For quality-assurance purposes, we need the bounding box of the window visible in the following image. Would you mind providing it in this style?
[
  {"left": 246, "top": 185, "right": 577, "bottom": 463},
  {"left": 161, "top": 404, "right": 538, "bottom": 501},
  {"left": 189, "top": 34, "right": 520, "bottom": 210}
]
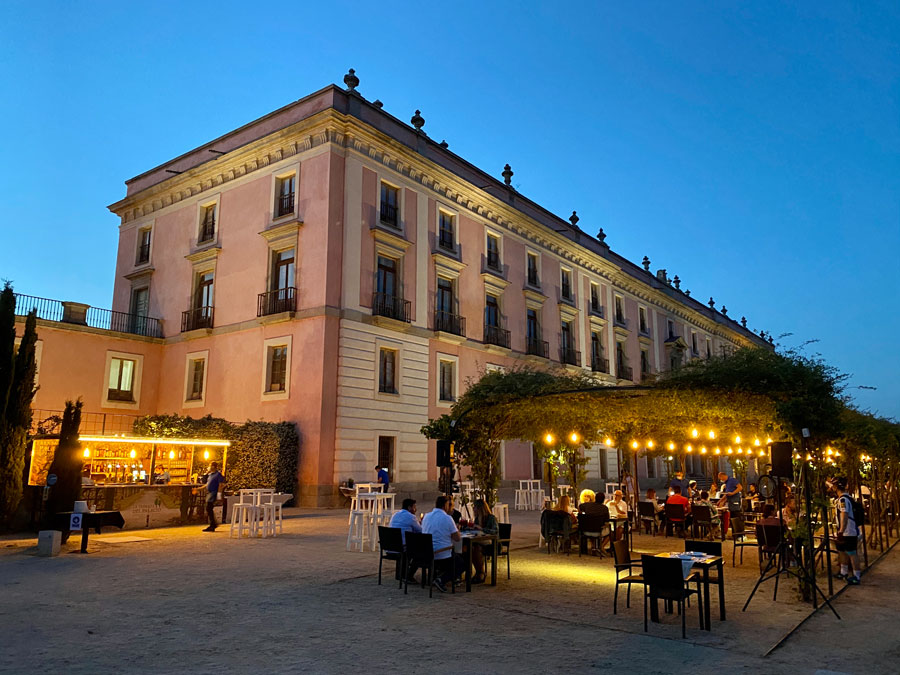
[
  {"left": 378, "top": 348, "right": 397, "bottom": 394},
  {"left": 526, "top": 252, "right": 539, "bottom": 287},
  {"left": 639, "top": 307, "right": 648, "bottom": 334},
  {"left": 614, "top": 296, "right": 625, "bottom": 325},
  {"left": 667, "top": 319, "right": 676, "bottom": 340},
  {"left": 527, "top": 309, "right": 540, "bottom": 340},
  {"left": 706, "top": 337, "right": 712, "bottom": 359},
  {"left": 195, "top": 271, "right": 214, "bottom": 310},
  {"left": 439, "top": 359, "right": 455, "bottom": 402},
  {"left": 130, "top": 287, "right": 150, "bottom": 334},
  {"left": 590, "top": 283, "right": 601, "bottom": 314},
  {"left": 591, "top": 330, "right": 606, "bottom": 372},
  {"left": 272, "top": 249, "right": 295, "bottom": 291},
  {"left": 561, "top": 320, "right": 573, "bottom": 350},
  {"left": 647, "top": 456, "right": 656, "bottom": 478},
  {"left": 486, "top": 233, "right": 501, "bottom": 270},
  {"left": 438, "top": 211, "right": 455, "bottom": 251},
  {"left": 186, "top": 357, "right": 205, "bottom": 401},
  {"left": 691, "top": 331, "right": 699, "bottom": 355},
  {"left": 377, "top": 436, "right": 395, "bottom": 479},
  {"left": 275, "top": 174, "right": 296, "bottom": 218},
  {"left": 380, "top": 182, "right": 399, "bottom": 228},
  {"left": 199, "top": 205, "right": 216, "bottom": 243},
  {"left": 267, "top": 345, "right": 288, "bottom": 392},
  {"left": 108, "top": 357, "right": 136, "bottom": 402},
  {"left": 485, "top": 294, "right": 500, "bottom": 328},
  {"left": 640, "top": 348, "right": 650, "bottom": 379},
  {"left": 376, "top": 256, "right": 397, "bottom": 298},
  {"left": 136, "top": 227, "right": 151, "bottom": 264},
  {"left": 436, "top": 278, "right": 454, "bottom": 314},
  {"left": 560, "top": 268, "right": 572, "bottom": 300}
]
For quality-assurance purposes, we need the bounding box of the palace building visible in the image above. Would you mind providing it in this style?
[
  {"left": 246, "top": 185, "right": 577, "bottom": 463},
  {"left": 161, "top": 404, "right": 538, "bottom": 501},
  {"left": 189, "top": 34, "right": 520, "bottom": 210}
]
[{"left": 15, "top": 71, "right": 769, "bottom": 505}]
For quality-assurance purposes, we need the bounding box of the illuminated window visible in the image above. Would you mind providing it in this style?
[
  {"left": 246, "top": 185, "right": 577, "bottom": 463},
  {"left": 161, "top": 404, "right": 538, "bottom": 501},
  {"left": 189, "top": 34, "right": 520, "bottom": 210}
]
[
  {"left": 526, "top": 252, "right": 540, "bottom": 287},
  {"left": 108, "top": 357, "right": 135, "bottom": 402},
  {"left": 560, "top": 268, "right": 573, "bottom": 300}
]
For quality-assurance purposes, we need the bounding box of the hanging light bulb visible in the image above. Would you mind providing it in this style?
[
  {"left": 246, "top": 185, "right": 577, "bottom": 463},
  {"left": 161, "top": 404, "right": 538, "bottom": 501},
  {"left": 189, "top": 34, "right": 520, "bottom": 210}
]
[
  {"left": 727, "top": 447, "right": 733, "bottom": 455},
  {"left": 758, "top": 449, "right": 765, "bottom": 457},
  {"left": 130, "top": 449, "right": 136, "bottom": 459},
  {"left": 647, "top": 440, "right": 654, "bottom": 449},
  {"left": 754, "top": 438, "right": 761, "bottom": 447},
  {"left": 203, "top": 450, "right": 210, "bottom": 460},
  {"left": 631, "top": 440, "right": 639, "bottom": 450},
  {"left": 668, "top": 442, "right": 675, "bottom": 451},
  {"left": 604, "top": 437, "right": 614, "bottom": 447},
  {"left": 667, "top": 455, "right": 673, "bottom": 461},
  {"left": 737, "top": 447, "right": 743, "bottom": 454},
  {"left": 169, "top": 450, "right": 175, "bottom": 459},
  {"left": 569, "top": 432, "right": 580, "bottom": 444},
  {"left": 544, "top": 433, "right": 555, "bottom": 445},
  {"left": 714, "top": 448, "right": 721, "bottom": 455},
  {"left": 83, "top": 448, "right": 91, "bottom": 458},
  {"left": 691, "top": 428, "right": 699, "bottom": 438},
  {"left": 708, "top": 430, "right": 716, "bottom": 440},
  {"left": 734, "top": 435, "right": 741, "bottom": 444},
  {"left": 687, "top": 445, "right": 693, "bottom": 453},
  {"left": 766, "top": 437, "right": 773, "bottom": 444},
  {"left": 700, "top": 446, "right": 707, "bottom": 454}
]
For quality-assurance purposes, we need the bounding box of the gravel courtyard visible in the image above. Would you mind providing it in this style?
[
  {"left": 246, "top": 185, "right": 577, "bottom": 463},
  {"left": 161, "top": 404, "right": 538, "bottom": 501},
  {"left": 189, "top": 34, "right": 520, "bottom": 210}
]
[{"left": 1, "top": 505, "right": 897, "bottom": 675}]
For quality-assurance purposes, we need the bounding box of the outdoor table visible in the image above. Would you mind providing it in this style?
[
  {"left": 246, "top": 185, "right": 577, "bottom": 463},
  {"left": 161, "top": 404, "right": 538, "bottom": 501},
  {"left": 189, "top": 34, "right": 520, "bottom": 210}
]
[
  {"left": 460, "top": 531, "right": 498, "bottom": 592},
  {"left": 356, "top": 492, "right": 394, "bottom": 515},
  {"left": 52, "top": 510, "right": 125, "bottom": 553},
  {"left": 652, "top": 552, "right": 725, "bottom": 631}
]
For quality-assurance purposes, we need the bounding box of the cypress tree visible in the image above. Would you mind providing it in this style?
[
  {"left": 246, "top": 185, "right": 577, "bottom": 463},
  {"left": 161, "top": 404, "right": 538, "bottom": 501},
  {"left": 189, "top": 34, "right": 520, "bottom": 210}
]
[
  {"left": 0, "top": 284, "right": 18, "bottom": 525},
  {"left": 45, "top": 400, "right": 83, "bottom": 516}
]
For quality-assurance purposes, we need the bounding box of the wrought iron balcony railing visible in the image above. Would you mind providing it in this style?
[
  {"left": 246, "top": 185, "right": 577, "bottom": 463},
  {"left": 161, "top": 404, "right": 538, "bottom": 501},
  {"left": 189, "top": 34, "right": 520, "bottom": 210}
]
[
  {"left": 559, "top": 346, "right": 581, "bottom": 367},
  {"left": 484, "top": 324, "right": 511, "bottom": 348},
  {"left": 591, "top": 356, "right": 609, "bottom": 374},
  {"left": 372, "top": 292, "right": 411, "bottom": 323},
  {"left": 617, "top": 363, "right": 633, "bottom": 381},
  {"left": 526, "top": 337, "right": 549, "bottom": 358},
  {"left": 182, "top": 306, "right": 214, "bottom": 332},
  {"left": 380, "top": 202, "right": 398, "bottom": 228},
  {"left": 258, "top": 287, "right": 297, "bottom": 316},
  {"left": 276, "top": 192, "right": 295, "bottom": 218},
  {"left": 434, "top": 310, "right": 466, "bottom": 337}
]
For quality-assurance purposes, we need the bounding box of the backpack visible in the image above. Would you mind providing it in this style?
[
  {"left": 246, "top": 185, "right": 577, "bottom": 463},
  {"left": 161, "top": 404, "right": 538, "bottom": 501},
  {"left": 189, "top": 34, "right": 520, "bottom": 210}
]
[{"left": 842, "top": 494, "right": 865, "bottom": 531}]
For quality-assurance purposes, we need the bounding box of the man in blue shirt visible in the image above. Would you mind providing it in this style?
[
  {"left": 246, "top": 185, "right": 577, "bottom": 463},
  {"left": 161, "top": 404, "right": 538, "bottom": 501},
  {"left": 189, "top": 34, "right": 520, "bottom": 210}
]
[
  {"left": 717, "top": 471, "right": 743, "bottom": 531},
  {"left": 669, "top": 471, "right": 690, "bottom": 499},
  {"left": 376, "top": 465, "right": 390, "bottom": 491},
  {"left": 201, "top": 462, "right": 226, "bottom": 532},
  {"left": 388, "top": 498, "right": 422, "bottom": 582}
]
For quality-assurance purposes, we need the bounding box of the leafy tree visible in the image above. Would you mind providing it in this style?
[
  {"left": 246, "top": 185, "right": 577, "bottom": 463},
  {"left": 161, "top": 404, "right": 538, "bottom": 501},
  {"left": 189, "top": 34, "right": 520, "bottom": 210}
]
[{"left": 45, "top": 400, "right": 83, "bottom": 516}]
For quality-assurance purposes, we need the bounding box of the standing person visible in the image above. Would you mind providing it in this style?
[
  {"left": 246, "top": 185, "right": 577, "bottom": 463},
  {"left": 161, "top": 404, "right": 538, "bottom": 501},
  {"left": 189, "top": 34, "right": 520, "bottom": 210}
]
[
  {"left": 669, "top": 470, "right": 690, "bottom": 498},
  {"left": 200, "top": 462, "right": 226, "bottom": 532},
  {"left": 421, "top": 495, "right": 464, "bottom": 592},
  {"left": 717, "top": 471, "right": 743, "bottom": 533},
  {"left": 833, "top": 478, "right": 862, "bottom": 585},
  {"left": 375, "top": 465, "right": 390, "bottom": 491}
]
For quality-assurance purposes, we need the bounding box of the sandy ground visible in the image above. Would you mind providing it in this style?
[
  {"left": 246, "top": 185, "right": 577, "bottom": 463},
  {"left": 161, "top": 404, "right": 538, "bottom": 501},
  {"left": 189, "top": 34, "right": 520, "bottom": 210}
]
[{"left": 0, "top": 504, "right": 896, "bottom": 675}]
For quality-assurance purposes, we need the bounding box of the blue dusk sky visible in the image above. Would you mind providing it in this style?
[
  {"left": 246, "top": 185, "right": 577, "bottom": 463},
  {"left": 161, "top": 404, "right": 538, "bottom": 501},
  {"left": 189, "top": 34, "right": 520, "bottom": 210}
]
[{"left": 1, "top": 2, "right": 898, "bottom": 419}]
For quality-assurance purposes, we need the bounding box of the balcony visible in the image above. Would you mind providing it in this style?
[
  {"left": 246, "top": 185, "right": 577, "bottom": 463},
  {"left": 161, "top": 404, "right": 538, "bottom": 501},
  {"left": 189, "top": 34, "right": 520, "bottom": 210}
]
[
  {"left": 380, "top": 202, "right": 399, "bottom": 228},
  {"left": 276, "top": 192, "right": 295, "bottom": 218},
  {"left": 591, "top": 356, "right": 609, "bottom": 374},
  {"left": 559, "top": 345, "right": 581, "bottom": 367},
  {"left": 484, "top": 324, "right": 511, "bottom": 349},
  {"left": 372, "top": 292, "right": 411, "bottom": 323},
  {"left": 526, "top": 337, "right": 549, "bottom": 358},
  {"left": 137, "top": 242, "right": 151, "bottom": 265},
  {"left": 617, "top": 363, "right": 633, "bottom": 381},
  {"left": 257, "top": 287, "right": 297, "bottom": 317},
  {"left": 434, "top": 310, "right": 466, "bottom": 337},
  {"left": 614, "top": 315, "right": 629, "bottom": 329},
  {"left": 181, "top": 306, "right": 214, "bottom": 332},
  {"left": 198, "top": 215, "right": 216, "bottom": 244},
  {"left": 13, "top": 293, "right": 163, "bottom": 338}
]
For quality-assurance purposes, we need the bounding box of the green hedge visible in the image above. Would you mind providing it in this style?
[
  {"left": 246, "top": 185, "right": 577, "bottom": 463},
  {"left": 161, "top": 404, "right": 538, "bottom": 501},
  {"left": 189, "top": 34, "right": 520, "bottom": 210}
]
[{"left": 133, "top": 414, "right": 299, "bottom": 497}]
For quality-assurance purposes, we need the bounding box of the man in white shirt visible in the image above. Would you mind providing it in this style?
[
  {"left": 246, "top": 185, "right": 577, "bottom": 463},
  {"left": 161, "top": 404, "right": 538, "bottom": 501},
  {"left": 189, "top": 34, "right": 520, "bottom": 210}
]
[
  {"left": 832, "top": 478, "right": 862, "bottom": 585},
  {"left": 422, "top": 495, "right": 463, "bottom": 592},
  {"left": 606, "top": 489, "right": 629, "bottom": 541},
  {"left": 388, "top": 498, "right": 422, "bottom": 582}
]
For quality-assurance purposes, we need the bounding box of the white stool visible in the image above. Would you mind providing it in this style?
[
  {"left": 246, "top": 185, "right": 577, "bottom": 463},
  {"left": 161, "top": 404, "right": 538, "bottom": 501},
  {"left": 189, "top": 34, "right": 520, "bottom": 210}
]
[
  {"left": 347, "top": 511, "right": 372, "bottom": 552},
  {"left": 529, "top": 481, "right": 546, "bottom": 511},
  {"left": 229, "top": 503, "right": 259, "bottom": 538},
  {"left": 515, "top": 480, "right": 532, "bottom": 510},
  {"left": 494, "top": 502, "right": 510, "bottom": 524}
]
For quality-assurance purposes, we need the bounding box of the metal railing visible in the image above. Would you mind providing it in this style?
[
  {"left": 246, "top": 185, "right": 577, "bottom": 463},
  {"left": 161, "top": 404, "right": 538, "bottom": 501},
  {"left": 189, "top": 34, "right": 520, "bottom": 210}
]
[
  {"left": 617, "top": 364, "right": 633, "bottom": 381},
  {"left": 372, "top": 292, "right": 411, "bottom": 323},
  {"left": 198, "top": 214, "right": 216, "bottom": 243},
  {"left": 484, "top": 325, "right": 510, "bottom": 348},
  {"left": 486, "top": 249, "right": 501, "bottom": 270},
  {"left": 526, "top": 337, "right": 549, "bottom": 358},
  {"left": 276, "top": 192, "right": 295, "bottom": 217},
  {"left": 137, "top": 243, "right": 151, "bottom": 264},
  {"left": 434, "top": 310, "right": 465, "bottom": 337},
  {"left": 559, "top": 345, "right": 581, "bottom": 367},
  {"left": 13, "top": 293, "right": 163, "bottom": 338},
  {"left": 380, "top": 202, "right": 398, "bottom": 228},
  {"left": 614, "top": 315, "right": 629, "bottom": 329},
  {"left": 31, "top": 409, "right": 140, "bottom": 437},
  {"left": 257, "top": 287, "right": 297, "bottom": 316},
  {"left": 591, "top": 356, "right": 609, "bottom": 374},
  {"left": 181, "top": 306, "right": 214, "bottom": 332},
  {"left": 86, "top": 307, "right": 164, "bottom": 338}
]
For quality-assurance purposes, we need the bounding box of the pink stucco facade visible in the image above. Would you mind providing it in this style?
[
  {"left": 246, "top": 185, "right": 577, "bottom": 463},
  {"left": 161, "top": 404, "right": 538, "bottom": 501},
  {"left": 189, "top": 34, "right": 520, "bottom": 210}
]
[{"left": 18, "top": 81, "right": 768, "bottom": 504}]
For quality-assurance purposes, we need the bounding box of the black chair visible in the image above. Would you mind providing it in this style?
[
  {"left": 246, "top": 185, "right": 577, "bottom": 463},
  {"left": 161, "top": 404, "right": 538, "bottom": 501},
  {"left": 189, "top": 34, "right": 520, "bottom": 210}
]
[
  {"left": 664, "top": 503, "right": 688, "bottom": 538},
  {"left": 404, "top": 532, "right": 455, "bottom": 597},
  {"left": 578, "top": 511, "right": 609, "bottom": 556},
  {"left": 730, "top": 518, "right": 757, "bottom": 567},
  {"left": 637, "top": 501, "right": 659, "bottom": 536},
  {"left": 756, "top": 523, "right": 786, "bottom": 573},
  {"left": 612, "top": 539, "right": 644, "bottom": 613},
  {"left": 483, "top": 522, "right": 512, "bottom": 579},
  {"left": 541, "top": 510, "right": 573, "bottom": 554},
  {"left": 641, "top": 554, "right": 704, "bottom": 638},
  {"left": 691, "top": 506, "right": 715, "bottom": 540},
  {"left": 377, "top": 526, "right": 406, "bottom": 588},
  {"left": 685, "top": 539, "right": 722, "bottom": 557}
]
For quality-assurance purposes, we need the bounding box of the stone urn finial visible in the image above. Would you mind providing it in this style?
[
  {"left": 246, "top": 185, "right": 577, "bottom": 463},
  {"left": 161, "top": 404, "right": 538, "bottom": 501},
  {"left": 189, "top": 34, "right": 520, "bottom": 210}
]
[
  {"left": 685, "top": 289, "right": 691, "bottom": 297},
  {"left": 439, "top": 140, "right": 448, "bottom": 149},
  {"left": 708, "top": 297, "right": 715, "bottom": 309},
  {"left": 569, "top": 211, "right": 579, "bottom": 226},
  {"left": 673, "top": 275, "right": 681, "bottom": 290},
  {"left": 721, "top": 305, "right": 728, "bottom": 316},
  {"left": 642, "top": 256, "right": 651, "bottom": 272},
  {"left": 741, "top": 316, "right": 747, "bottom": 328},
  {"left": 502, "top": 163, "right": 514, "bottom": 186},
  {"left": 411, "top": 110, "right": 425, "bottom": 131},
  {"left": 597, "top": 228, "right": 607, "bottom": 244},
  {"left": 344, "top": 68, "right": 359, "bottom": 91},
  {"left": 768, "top": 334, "right": 775, "bottom": 344},
  {"left": 373, "top": 99, "right": 384, "bottom": 109}
]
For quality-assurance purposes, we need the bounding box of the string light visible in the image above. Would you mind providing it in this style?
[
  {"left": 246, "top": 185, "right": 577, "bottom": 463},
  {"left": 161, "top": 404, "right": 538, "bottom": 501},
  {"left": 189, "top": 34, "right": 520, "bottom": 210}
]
[
  {"left": 83, "top": 448, "right": 91, "bottom": 458},
  {"left": 667, "top": 455, "right": 674, "bottom": 461},
  {"left": 708, "top": 430, "right": 716, "bottom": 440},
  {"left": 714, "top": 447, "right": 721, "bottom": 455},
  {"left": 129, "top": 449, "right": 136, "bottom": 459},
  {"left": 766, "top": 437, "right": 773, "bottom": 444},
  {"left": 737, "top": 447, "right": 743, "bottom": 454},
  {"left": 691, "top": 428, "right": 699, "bottom": 438},
  {"left": 734, "top": 435, "right": 741, "bottom": 444},
  {"left": 203, "top": 450, "right": 210, "bottom": 460},
  {"left": 700, "top": 446, "right": 707, "bottom": 454},
  {"left": 667, "top": 442, "right": 675, "bottom": 451},
  {"left": 647, "top": 440, "right": 655, "bottom": 449},
  {"left": 569, "top": 432, "right": 580, "bottom": 444},
  {"left": 726, "top": 447, "right": 733, "bottom": 455},
  {"left": 604, "top": 437, "right": 614, "bottom": 447},
  {"left": 758, "top": 449, "right": 765, "bottom": 457},
  {"left": 169, "top": 450, "right": 175, "bottom": 459},
  {"left": 544, "top": 433, "right": 555, "bottom": 445},
  {"left": 687, "top": 445, "right": 694, "bottom": 453},
  {"left": 754, "top": 438, "right": 761, "bottom": 447},
  {"left": 631, "top": 440, "right": 639, "bottom": 450}
]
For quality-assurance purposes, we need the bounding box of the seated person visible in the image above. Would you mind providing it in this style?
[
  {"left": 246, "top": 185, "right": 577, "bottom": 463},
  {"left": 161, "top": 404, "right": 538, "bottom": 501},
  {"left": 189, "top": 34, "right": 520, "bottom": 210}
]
[
  {"left": 578, "top": 488, "right": 597, "bottom": 508},
  {"left": 388, "top": 498, "right": 422, "bottom": 581},
  {"left": 421, "top": 495, "right": 464, "bottom": 592},
  {"left": 469, "top": 499, "right": 499, "bottom": 584},
  {"left": 746, "top": 483, "right": 759, "bottom": 500},
  {"left": 694, "top": 490, "right": 722, "bottom": 538},
  {"left": 605, "top": 489, "right": 629, "bottom": 540},
  {"left": 758, "top": 503, "right": 782, "bottom": 528},
  {"left": 666, "top": 485, "right": 692, "bottom": 529},
  {"left": 669, "top": 471, "right": 691, "bottom": 499},
  {"left": 643, "top": 488, "right": 665, "bottom": 523},
  {"left": 577, "top": 491, "right": 610, "bottom": 553}
]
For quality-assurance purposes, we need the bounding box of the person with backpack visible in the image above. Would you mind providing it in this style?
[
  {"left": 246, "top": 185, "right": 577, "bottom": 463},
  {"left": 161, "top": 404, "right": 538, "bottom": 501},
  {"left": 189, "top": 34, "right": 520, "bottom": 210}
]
[{"left": 832, "top": 477, "right": 862, "bottom": 585}]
